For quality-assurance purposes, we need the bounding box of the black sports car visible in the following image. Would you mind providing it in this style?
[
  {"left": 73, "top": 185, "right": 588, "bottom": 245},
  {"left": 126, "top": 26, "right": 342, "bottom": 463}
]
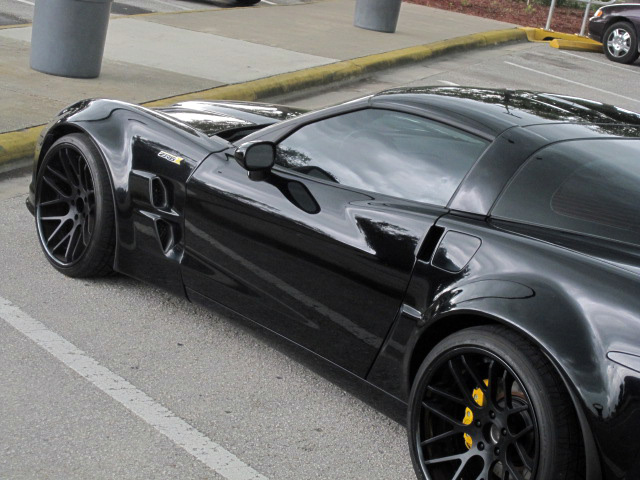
[
  {"left": 589, "top": 3, "right": 640, "bottom": 64},
  {"left": 27, "top": 87, "right": 640, "bottom": 480}
]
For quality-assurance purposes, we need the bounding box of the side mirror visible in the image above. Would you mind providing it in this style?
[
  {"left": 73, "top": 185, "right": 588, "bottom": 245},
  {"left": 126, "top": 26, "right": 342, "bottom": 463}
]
[{"left": 234, "top": 141, "right": 275, "bottom": 173}]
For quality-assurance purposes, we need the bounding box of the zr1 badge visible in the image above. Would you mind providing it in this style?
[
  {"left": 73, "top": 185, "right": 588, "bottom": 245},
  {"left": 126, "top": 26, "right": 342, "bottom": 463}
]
[{"left": 158, "top": 151, "right": 184, "bottom": 165}]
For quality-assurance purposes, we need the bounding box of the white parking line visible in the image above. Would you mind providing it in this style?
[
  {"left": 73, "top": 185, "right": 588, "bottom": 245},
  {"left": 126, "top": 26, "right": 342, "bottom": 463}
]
[
  {"left": 0, "top": 295, "right": 268, "bottom": 480},
  {"left": 438, "top": 80, "right": 459, "bottom": 86},
  {"left": 504, "top": 61, "right": 640, "bottom": 104},
  {"left": 11, "top": 0, "right": 34, "bottom": 5},
  {"left": 559, "top": 50, "right": 640, "bottom": 76}
]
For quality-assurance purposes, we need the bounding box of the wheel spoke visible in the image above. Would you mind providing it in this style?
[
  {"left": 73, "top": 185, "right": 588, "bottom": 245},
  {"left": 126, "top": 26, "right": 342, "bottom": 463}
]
[
  {"left": 487, "top": 359, "right": 500, "bottom": 407},
  {"left": 449, "top": 360, "right": 474, "bottom": 405},
  {"left": 51, "top": 228, "right": 72, "bottom": 253},
  {"left": 46, "top": 219, "right": 69, "bottom": 245},
  {"left": 43, "top": 176, "right": 70, "bottom": 200},
  {"left": 39, "top": 197, "right": 67, "bottom": 208},
  {"left": 420, "top": 427, "right": 460, "bottom": 447},
  {"left": 426, "top": 385, "right": 466, "bottom": 405},
  {"left": 422, "top": 401, "right": 464, "bottom": 427},
  {"left": 68, "top": 226, "right": 83, "bottom": 262},
  {"left": 507, "top": 404, "right": 528, "bottom": 416},
  {"left": 424, "top": 450, "right": 468, "bottom": 466},
  {"left": 40, "top": 215, "right": 67, "bottom": 222},
  {"left": 46, "top": 165, "right": 71, "bottom": 185},
  {"left": 506, "top": 462, "right": 526, "bottom": 480},
  {"left": 513, "top": 424, "right": 534, "bottom": 441},
  {"left": 514, "top": 441, "right": 534, "bottom": 470},
  {"left": 461, "top": 355, "right": 485, "bottom": 394},
  {"left": 60, "top": 148, "right": 79, "bottom": 187}
]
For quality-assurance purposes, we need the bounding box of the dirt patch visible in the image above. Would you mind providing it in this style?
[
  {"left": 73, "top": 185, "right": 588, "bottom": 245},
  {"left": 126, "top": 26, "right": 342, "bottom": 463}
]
[{"left": 404, "top": 0, "right": 595, "bottom": 34}]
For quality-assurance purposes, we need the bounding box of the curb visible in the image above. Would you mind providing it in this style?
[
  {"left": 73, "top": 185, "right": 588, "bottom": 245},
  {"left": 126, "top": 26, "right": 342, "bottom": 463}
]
[{"left": 0, "top": 27, "right": 527, "bottom": 170}]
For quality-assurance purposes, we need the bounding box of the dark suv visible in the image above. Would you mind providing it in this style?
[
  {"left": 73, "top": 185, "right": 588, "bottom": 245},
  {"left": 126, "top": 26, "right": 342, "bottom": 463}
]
[{"left": 589, "top": 3, "right": 640, "bottom": 63}]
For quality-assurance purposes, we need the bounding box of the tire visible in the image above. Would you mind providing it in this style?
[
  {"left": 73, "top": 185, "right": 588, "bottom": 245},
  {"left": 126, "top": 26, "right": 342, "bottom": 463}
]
[
  {"left": 235, "top": 0, "right": 260, "bottom": 5},
  {"left": 408, "top": 325, "right": 583, "bottom": 480},
  {"left": 35, "top": 133, "right": 115, "bottom": 277},
  {"left": 603, "top": 21, "right": 639, "bottom": 64}
]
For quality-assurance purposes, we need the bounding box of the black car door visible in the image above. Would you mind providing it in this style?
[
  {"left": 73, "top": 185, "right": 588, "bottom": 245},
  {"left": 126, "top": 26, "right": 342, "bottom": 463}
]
[{"left": 181, "top": 107, "right": 490, "bottom": 377}]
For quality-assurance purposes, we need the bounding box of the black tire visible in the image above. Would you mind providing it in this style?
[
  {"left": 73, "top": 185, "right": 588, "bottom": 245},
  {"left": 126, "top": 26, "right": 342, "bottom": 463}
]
[
  {"left": 408, "top": 325, "right": 583, "bottom": 480},
  {"left": 35, "top": 133, "right": 115, "bottom": 277},
  {"left": 235, "top": 0, "right": 260, "bottom": 5},
  {"left": 603, "top": 21, "right": 639, "bottom": 64}
]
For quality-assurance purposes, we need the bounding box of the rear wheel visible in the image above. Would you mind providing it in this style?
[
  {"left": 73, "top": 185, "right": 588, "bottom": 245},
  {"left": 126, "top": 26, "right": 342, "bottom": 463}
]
[
  {"left": 408, "top": 326, "right": 583, "bottom": 480},
  {"left": 35, "top": 133, "right": 115, "bottom": 277},
  {"left": 603, "top": 21, "right": 639, "bottom": 64}
]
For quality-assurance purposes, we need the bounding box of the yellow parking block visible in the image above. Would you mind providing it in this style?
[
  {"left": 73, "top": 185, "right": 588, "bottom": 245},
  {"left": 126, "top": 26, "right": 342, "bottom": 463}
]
[{"left": 549, "top": 38, "right": 603, "bottom": 52}]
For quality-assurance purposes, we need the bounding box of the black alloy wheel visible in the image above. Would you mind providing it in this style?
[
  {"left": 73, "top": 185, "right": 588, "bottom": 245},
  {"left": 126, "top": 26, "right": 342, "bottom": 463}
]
[
  {"left": 603, "top": 21, "right": 639, "bottom": 64},
  {"left": 35, "top": 133, "right": 115, "bottom": 277},
  {"left": 408, "top": 326, "right": 583, "bottom": 480}
]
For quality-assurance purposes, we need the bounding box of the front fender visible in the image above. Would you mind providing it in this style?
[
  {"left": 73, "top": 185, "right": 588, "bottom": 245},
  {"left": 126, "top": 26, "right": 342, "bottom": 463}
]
[{"left": 31, "top": 99, "right": 228, "bottom": 294}]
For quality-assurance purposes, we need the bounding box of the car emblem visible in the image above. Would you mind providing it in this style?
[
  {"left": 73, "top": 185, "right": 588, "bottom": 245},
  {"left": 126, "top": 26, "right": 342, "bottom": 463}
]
[{"left": 158, "top": 151, "right": 184, "bottom": 165}]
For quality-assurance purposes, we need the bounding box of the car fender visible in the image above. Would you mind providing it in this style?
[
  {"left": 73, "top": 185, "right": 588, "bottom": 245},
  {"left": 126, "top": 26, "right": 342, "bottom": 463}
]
[{"left": 31, "top": 99, "right": 228, "bottom": 294}]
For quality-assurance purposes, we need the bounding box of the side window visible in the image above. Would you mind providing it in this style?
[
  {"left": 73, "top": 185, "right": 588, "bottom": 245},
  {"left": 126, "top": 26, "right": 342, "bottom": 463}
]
[
  {"left": 275, "top": 109, "right": 489, "bottom": 206},
  {"left": 491, "top": 139, "right": 640, "bottom": 246}
]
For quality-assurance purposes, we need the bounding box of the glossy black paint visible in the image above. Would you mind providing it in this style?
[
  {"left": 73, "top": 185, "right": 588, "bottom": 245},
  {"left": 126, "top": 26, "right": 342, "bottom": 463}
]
[
  {"left": 28, "top": 88, "right": 640, "bottom": 479},
  {"left": 589, "top": 3, "right": 640, "bottom": 43}
]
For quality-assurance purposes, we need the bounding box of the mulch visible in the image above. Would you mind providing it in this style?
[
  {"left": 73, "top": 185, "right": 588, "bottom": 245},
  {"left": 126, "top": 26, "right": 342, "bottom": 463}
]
[{"left": 404, "top": 0, "right": 595, "bottom": 34}]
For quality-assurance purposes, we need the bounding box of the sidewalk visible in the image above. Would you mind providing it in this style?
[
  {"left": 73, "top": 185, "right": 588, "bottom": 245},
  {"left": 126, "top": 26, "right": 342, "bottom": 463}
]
[{"left": 0, "top": 0, "right": 520, "bottom": 168}]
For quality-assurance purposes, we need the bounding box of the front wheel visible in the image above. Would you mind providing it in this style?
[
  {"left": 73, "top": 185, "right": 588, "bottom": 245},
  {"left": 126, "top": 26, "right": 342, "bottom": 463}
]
[
  {"left": 35, "top": 133, "right": 115, "bottom": 277},
  {"left": 603, "top": 21, "right": 639, "bottom": 64},
  {"left": 408, "top": 326, "right": 583, "bottom": 480}
]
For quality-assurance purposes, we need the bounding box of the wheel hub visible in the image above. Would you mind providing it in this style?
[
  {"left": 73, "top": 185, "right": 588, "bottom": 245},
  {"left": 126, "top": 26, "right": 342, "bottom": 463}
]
[{"left": 608, "top": 29, "right": 630, "bottom": 56}]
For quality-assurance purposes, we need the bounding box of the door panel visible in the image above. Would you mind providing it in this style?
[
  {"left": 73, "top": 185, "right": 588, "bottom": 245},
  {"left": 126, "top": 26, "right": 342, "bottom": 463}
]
[{"left": 182, "top": 153, "right": 444, "bottom": 376}]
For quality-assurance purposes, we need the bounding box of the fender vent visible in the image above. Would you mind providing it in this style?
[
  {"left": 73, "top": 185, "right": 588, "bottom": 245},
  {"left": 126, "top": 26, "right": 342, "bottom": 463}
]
[
  {"left": 150, "top": 177, "right": 169, "bottom": 209},
  {"left": 154, "top": 219, "right": 175, "bottom": 252}
]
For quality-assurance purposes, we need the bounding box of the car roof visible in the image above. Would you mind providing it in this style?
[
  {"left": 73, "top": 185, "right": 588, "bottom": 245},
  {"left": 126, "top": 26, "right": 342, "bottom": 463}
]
[{"left": 370, "top": 86, "right": 640, "bottom": 137}]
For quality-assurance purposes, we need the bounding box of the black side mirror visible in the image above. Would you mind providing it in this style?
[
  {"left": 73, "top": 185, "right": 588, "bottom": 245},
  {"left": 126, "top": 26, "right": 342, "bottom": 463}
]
[{"left": 234, "top": 141, "right": 275, "bottom": 174}]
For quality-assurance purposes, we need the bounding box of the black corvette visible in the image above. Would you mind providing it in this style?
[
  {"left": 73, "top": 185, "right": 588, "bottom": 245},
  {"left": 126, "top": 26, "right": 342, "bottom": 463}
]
[{"left": 27, "top": 87, "right": 640, "bottom": 480}]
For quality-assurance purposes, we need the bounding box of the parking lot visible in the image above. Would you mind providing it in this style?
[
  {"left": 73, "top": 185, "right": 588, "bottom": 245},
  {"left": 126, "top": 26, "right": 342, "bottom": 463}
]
[{"left": 1, "top": 4, "right": 639, "bottom": 478}]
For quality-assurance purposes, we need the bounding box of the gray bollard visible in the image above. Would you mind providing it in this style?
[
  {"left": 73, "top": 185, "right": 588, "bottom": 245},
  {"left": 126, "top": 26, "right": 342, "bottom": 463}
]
[
  {"left": 354, "top": 0, "right": 402, "bottom": 33},
  {"left": 30, "top": 0, "right": 113, "bottom": 79}
]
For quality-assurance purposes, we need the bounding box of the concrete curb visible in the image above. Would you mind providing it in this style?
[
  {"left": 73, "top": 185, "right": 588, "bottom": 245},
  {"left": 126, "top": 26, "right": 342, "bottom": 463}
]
[{"left": 0, "top": 27, "right": 527, "bottom": 170}]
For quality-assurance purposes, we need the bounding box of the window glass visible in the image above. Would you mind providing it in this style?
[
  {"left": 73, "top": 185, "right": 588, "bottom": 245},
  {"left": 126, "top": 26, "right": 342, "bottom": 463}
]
[
  {"left": 276, "top": 109, "right": 489, "bottom": 206},
  {"left": 492, "top": 139, "right": 640, "bottom": 246}
]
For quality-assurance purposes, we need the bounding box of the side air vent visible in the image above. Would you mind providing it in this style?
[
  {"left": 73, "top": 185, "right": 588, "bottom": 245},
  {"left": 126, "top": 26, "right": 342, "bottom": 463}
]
[
  {"left": 154, "top": 218, "right": 175, "bottom": 252},
  {"left": 150, "top": 176, "right": 169, "bottom": 209}
]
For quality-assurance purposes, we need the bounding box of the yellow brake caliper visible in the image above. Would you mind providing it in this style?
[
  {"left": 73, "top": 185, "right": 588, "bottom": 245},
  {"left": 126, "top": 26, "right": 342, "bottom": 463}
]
[{"left": 463, "top": 379, "right": 488, "bottom": 449}]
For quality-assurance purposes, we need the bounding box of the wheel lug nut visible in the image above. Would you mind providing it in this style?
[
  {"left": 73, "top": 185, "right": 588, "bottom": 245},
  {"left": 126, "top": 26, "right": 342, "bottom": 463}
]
[
  {"left": 495, "top": 447, "right": 500, "bottom": 455},
  {"left": 475, "top": 420, "right": 481, "bottom": 428},
  {"left": 502, "top": 428, "right": 507, "bottom": 436},
  {"left": 489, "top": 411, "right": 496, "bottom": 419},
  {"left": 478, "top": 442, "right": 485, "bottom": 451}
]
